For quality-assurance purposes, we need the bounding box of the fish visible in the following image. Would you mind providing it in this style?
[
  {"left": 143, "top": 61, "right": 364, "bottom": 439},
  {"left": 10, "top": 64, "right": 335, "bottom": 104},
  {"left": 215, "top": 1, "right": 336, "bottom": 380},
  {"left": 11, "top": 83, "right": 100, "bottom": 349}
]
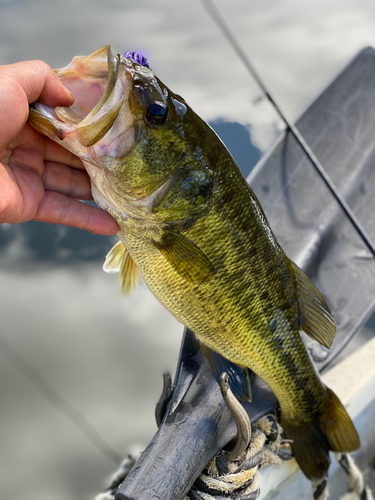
[{"left": 28, "top": 45, "right": 360, "bottom": 481}]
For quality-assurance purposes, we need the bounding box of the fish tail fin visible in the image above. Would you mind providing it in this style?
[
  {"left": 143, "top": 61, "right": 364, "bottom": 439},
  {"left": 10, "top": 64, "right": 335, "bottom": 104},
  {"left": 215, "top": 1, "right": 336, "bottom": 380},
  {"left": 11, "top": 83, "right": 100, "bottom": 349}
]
[
  {"left": 283, "top": 387, "right": 360, "bottom": 480},
  {"left": 320, "top": 388, "right": 360, "bottom": 453}
]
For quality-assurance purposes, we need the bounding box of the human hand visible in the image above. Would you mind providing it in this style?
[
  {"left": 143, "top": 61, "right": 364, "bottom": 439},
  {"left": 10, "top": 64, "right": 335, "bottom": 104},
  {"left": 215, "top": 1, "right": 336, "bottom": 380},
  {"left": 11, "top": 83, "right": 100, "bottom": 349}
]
[{"left": 0, "top": 60, "right": 120, "bottom": 235}]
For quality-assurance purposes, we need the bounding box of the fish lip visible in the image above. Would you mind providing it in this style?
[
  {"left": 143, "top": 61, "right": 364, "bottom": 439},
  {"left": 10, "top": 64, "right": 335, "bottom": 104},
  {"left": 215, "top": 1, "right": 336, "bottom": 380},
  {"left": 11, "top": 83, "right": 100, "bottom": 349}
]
[
  {"left": 55, "top": 45, "right": 117, "bottom": 116},
  {"left": 31, "top": 46, "right": 134, "bottom": 152}
]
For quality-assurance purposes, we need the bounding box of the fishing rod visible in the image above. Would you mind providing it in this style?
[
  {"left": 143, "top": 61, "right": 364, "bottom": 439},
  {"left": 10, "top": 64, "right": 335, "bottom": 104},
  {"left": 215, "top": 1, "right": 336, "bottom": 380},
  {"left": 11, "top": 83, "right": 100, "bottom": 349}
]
[
  {"left": 0, "top": 336, "right": 122, "bottom": 465},
  {"left": 201, "top": 0, "right": 375, "bottom": 258}
]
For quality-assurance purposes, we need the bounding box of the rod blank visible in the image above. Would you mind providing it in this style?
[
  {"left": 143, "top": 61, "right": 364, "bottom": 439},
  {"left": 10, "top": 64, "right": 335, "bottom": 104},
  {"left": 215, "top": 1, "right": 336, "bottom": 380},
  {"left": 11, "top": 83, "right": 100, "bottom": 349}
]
[{"left": 202, "top": 0, "right": 375, "bottom": 257}]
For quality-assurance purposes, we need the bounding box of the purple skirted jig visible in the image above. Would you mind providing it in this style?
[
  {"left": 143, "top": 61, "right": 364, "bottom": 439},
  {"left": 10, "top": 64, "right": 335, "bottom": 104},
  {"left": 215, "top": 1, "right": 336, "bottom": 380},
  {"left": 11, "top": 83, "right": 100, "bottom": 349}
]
[{"left": 124, "top": 51, "right": 149, "bottom": 68}]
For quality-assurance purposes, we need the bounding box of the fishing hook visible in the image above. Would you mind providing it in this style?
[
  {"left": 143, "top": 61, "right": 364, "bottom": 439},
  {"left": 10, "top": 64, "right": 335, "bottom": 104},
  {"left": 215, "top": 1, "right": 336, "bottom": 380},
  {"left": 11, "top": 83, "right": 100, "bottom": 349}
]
[{"left": 220, "top": 372, "right": 252, "bottom": 461}]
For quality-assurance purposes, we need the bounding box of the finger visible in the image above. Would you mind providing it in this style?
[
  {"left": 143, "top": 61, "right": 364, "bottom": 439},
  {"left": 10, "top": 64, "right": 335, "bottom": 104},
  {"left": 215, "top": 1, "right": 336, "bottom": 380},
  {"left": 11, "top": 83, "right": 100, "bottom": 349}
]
[
  {"left": 34, "top": 191, "right": 120, "bottom": 235},
  {"left": 0, "top": 60, "right": 73, "bottom": 107},
  {"left": 0, "top": 163, "right": 24, "bottom": 224},
  {"left": 43, "top": 161, "right": 93, "bottom": 200},
  {"left": 44, "top": 137, "right": 85, "bottom": 170},
  {"left": 0, "top": 61, "right": 74, "bottom": 148}
]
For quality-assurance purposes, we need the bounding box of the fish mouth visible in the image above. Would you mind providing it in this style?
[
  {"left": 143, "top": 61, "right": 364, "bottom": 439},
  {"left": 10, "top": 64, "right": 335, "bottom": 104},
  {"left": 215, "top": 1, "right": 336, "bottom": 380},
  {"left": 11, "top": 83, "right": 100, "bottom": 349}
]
[{"left": 29, "top": 46, "right": 137, "bottom": 157}]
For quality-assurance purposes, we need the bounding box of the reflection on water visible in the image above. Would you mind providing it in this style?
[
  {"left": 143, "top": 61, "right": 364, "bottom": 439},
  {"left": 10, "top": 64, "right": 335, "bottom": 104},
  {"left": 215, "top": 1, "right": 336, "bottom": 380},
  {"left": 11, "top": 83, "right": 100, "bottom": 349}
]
[
  {"left": 210, "top": 120, "right": 261, "bottom": 178},
  {"left": 0, "top": 264, "right": 183, "bottom": 500},
  {"left": 1, "top": 1, "right": 375, "bottom": 499},
  {"left": 0, "top": 221, "right": 111, "bottom": 263}
]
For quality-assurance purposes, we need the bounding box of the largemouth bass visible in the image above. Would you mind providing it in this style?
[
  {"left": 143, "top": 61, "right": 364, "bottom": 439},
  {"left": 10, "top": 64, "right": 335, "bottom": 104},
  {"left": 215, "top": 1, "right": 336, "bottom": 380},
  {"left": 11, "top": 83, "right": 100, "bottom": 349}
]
[{"left": 29, "top": 46, "right": 359, "bottom": 481}]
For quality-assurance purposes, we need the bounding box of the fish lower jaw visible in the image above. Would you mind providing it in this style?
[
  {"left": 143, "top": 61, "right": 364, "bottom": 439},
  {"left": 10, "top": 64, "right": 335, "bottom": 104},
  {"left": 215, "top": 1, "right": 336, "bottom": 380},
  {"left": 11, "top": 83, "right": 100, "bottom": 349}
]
[
  {"left": 90, "top": 183, "right": 160, "bottom": 223},
  {"left": 90, "top": 184, "right": 131, "bottom": 224},
  {"left": 29, "top": 46, "right": 135, "bottom": 157},
  {"left": 89, "top": 181, "right": 159, "bottom": 227}
]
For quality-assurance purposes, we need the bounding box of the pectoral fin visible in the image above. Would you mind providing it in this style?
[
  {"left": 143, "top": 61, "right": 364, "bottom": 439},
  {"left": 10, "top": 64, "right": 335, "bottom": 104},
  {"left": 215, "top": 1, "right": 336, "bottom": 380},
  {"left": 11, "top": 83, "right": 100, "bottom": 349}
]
[
  {"left": 290, "top": 260, "right": 336, "bottom": 349},
  {"left": 154, "top": 231, "right": 216, "bottom": 284},
  {"left": 103, "top": 240, "right": 142, "bottom": 295},
  {"left": 201, "top": 344, "right": 253, "bottom": 402}
]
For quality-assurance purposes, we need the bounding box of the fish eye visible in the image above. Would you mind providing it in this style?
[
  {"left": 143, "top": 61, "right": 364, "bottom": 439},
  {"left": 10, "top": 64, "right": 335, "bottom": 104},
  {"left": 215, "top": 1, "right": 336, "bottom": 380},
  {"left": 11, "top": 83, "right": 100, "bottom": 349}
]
[{"left": 145, "top": 101, "right": 168, "bottom": 126}]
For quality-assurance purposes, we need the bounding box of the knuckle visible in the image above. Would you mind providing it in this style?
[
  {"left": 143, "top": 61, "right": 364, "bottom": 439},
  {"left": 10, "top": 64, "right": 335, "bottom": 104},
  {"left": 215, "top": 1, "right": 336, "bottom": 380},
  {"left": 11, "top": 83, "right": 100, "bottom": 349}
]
[
  {"left": 69, "top": 168, "right": 80, "bottom": 197},
  {"left": 33, "top": 60, "right": 52, "bottom": 72},
  {"left": 0, "top": 192, "right": 21, "bottom": 223},
  {"left": 82, "top": 206, "right": 93, "bottom": 232},
  {"left": 58, "top": 195, "right": 72, "bottom": 225}
]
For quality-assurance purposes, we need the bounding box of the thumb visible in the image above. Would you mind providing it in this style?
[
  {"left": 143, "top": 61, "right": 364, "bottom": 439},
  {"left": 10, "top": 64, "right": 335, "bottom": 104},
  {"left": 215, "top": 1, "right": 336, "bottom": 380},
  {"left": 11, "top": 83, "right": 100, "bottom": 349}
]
[
  {"left": 0, "top": 60, "right": 74, "bottom": 150},
  {"left": 0, "top": 60, "right": 74, "bottom": 107}
]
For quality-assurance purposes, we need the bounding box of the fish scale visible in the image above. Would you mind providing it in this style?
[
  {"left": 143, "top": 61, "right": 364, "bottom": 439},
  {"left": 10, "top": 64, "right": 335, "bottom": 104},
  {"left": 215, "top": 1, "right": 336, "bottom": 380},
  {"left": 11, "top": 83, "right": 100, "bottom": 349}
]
[
  {"left": 121, "top": 160, "right": 322, "bottom": 415},
  {"left": 28, "top": 45, "right": 359, "bottom": 482}
]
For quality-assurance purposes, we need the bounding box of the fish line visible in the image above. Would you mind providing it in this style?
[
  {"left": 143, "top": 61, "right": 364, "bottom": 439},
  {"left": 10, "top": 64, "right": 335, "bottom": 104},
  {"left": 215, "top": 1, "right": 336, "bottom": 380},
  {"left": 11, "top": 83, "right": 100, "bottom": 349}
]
[
  {"left": 0, "top": 336, "right": 123, "bottom": 465},
  {"left": 201, "top": 0, "right": 375, "bottom": 257}
]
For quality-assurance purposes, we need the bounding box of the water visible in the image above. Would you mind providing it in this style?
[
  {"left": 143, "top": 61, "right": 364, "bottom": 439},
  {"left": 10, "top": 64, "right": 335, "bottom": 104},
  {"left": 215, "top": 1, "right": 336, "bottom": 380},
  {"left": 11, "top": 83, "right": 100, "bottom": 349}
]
[{"left": 1, "top": 2, "right": 375, "bottom": 500}]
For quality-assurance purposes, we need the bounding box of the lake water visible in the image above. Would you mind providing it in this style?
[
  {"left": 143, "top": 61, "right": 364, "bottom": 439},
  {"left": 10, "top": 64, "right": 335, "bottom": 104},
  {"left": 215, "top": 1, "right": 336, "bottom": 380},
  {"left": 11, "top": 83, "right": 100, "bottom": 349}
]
[{"left": 1, "top": 1, "right": 375, "bottom": 499}]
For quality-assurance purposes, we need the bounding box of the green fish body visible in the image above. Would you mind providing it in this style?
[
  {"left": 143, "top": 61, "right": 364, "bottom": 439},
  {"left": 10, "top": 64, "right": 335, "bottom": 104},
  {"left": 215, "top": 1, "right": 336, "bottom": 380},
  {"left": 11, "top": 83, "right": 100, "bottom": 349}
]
[{"left": 29, "top": 46, "right": 359, "bottom": 480}]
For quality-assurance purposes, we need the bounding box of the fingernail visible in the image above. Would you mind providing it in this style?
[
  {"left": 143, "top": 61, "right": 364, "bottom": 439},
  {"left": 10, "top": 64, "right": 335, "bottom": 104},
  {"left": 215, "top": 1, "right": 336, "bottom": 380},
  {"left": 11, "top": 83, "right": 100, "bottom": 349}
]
[{"left": 65, "top": 89, "right": 74, "bottom": 101}]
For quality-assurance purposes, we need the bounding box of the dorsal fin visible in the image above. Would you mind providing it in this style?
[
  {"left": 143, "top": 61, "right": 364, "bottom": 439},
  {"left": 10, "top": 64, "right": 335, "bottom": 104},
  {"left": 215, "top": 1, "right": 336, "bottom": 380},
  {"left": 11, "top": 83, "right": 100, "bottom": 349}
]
[
  {"left": 103, "top": 240, "right": 142, "bottom": 295},
  {"left": 154, "top": 230, "right": 216, "bottom": 284},
  {"left": 290, "top": 260, "right": 336, "bottom": 349}
]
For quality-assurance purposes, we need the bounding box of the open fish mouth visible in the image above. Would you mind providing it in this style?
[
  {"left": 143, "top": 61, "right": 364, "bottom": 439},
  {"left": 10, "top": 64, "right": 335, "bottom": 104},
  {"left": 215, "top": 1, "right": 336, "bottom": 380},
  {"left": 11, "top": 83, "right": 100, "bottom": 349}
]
[{"left": 29, "top": 46, "right": 137, "bottom": 158}]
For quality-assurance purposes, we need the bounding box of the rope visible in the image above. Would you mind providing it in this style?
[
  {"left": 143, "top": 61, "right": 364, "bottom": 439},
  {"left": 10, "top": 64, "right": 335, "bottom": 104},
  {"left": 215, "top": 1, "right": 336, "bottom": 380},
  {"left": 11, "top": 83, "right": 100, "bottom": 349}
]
[
  {"left": 313, "top": 479, "right": 329, "bottom": 500},
  {"left": 184, "top": 415, "right": 290, "bottom": 500},
  {"left": 95, "top": 456, "right": 137, "bottom": 500},
  {"left": 94, "top": 416, "right": 374, "bottom": 500},
  {"left": 94, "top": 415, "right": 292, "bottom": 500},
  {"left": 336, "top": 453, "right": 374, "bottom": 500}
]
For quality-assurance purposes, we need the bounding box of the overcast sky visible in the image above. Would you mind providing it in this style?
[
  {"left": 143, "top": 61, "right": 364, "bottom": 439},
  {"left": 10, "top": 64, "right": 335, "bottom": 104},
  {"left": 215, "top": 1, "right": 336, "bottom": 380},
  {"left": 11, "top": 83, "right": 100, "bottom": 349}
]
[{"left": 1, "top": 0, "right": 375, "bottom": 150}]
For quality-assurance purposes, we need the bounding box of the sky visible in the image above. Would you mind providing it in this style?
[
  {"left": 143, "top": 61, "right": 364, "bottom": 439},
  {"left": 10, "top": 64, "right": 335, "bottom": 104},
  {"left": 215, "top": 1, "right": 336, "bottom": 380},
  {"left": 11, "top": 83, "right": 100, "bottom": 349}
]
[
  {"left": 1, "top": 1, "right": 375, "bottom": 499},
  {"left": 2, "top": 0, "right": 375, "bottom": 150}
]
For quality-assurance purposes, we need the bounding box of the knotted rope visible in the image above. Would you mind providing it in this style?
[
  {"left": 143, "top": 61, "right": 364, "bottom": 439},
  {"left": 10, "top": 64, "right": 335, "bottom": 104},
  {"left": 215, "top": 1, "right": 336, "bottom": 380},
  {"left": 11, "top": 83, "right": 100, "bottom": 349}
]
[
  {"left": 184, "top": 415, "right": 290, "bottom": 500},
  {"left": 94, "top": 414, "right": 291, "bottom": 500},
  {"left": 95, "top": 414, "right": 373, "bottom": 500}
]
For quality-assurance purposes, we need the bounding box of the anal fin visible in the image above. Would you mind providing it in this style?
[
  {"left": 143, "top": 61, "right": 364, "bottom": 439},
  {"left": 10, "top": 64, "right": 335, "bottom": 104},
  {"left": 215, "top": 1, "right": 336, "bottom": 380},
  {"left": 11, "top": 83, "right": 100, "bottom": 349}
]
[{"left": 290, "top": 260, "right": 336, "bottom": 349}]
